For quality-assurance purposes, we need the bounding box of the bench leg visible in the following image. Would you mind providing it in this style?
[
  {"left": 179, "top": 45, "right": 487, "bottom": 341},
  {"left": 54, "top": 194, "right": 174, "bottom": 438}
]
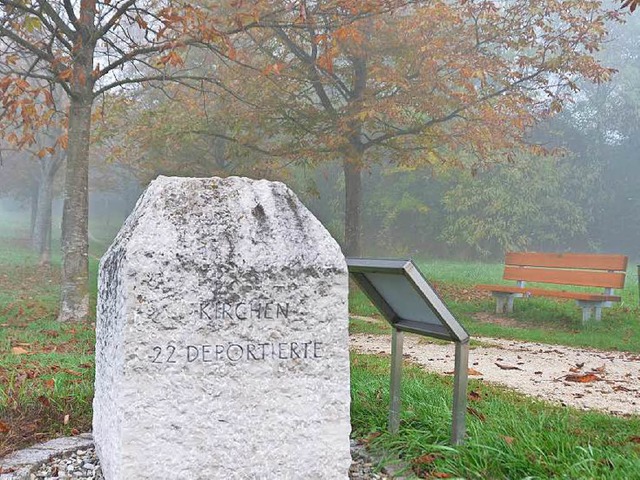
[
  {"left": 577, "top": 301, "right": 607, "bottom": 324},
  {"left": 494, "top": 294, "right": 518, "bottom": 314},
  {"left": 496, "top": 296, "right": 507, "bottom": 314}
]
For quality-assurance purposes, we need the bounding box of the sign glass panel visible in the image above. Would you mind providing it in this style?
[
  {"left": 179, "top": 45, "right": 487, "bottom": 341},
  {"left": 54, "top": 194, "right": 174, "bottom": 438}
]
[{"left": 366, "top": 272, "right": 441, "bottom": 326}]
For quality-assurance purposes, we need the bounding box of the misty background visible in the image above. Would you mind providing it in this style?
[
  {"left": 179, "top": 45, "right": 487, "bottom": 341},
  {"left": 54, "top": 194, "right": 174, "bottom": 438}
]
[{"left": 1, "top": 11, "right": 639, "bottom": 263}]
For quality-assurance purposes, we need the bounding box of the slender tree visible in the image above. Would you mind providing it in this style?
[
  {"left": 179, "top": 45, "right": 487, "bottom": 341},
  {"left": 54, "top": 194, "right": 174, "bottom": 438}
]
[{"left": 0, "top": 1, "right": 237, "bottom": 320}]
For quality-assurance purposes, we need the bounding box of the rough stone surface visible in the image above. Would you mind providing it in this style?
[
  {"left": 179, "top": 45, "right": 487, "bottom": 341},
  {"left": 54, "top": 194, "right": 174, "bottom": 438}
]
[{"left": 93, "top": 176, "right": 350, "bottom": 479}]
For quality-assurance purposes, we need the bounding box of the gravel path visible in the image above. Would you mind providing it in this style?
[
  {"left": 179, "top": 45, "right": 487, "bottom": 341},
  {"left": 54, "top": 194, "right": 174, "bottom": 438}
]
[{"left": 351, "top": 329, "right": 640, "bottom": 416}]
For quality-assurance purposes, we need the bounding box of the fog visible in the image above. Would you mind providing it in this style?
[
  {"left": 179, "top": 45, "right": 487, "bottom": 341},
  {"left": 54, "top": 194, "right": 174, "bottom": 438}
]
[{"left": 1, "top": 3, "right": 639, "bottom": 264}]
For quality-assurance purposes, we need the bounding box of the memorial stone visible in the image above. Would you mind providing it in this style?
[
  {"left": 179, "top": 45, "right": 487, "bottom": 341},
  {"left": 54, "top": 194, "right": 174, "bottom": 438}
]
[{"left": 93, "top": 176, "right": 351, "bottom": 479}]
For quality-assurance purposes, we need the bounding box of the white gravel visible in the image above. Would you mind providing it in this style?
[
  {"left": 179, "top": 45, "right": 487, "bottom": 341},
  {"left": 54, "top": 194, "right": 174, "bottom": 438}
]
[
  {"left": 351, "top": 331, "right": 640, "bottom": 416},
  {"left": 19, "top": 443, "right": 391, "bottom": 480}
]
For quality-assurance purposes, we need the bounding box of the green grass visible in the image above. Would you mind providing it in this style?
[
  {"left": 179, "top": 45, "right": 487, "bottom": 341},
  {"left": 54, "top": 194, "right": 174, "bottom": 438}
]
[
  {"left": 0, "top": 236, "right": 97, "bottom": 455},
  {"left": 350, "top": 259, "right": 640, "bottom": 352},
  {"left": 352, "top": 352, "right": 640, "bottom": 479}
]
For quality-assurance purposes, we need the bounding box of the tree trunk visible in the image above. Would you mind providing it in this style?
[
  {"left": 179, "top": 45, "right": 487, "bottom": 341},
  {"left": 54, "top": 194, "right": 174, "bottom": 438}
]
[
  {"left": 32, "top": 151, "right": 63, "bottom": 265},
  {"left": 30, "top": 185, "right": 38, "bottom": 238},
  {"left": 32, "top": 165, "right": 54, "bottom": 265},
  {"left": 343, "top": 154, "right": 363, "bottom": 257},
  {"left": 59, "top": 0, "right": 97, "bottom": 322},
  {"left": 59, "top": 97, "right": 92, "bottom": 322}
]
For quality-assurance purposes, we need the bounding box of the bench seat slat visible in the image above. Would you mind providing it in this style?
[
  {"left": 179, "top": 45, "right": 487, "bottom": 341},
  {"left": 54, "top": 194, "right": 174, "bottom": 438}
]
[
  {"left": 503, "top": 266, "right": 626, "bottom": 289},
  {"left": 477, "top": 284, "right": 621, "bottom": 302},
  {"left": 505, "top": 252, "right": 628, "bottom": 271}
]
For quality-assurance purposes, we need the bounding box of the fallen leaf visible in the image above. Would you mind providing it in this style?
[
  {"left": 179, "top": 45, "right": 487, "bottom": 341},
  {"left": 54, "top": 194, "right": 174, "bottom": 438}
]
[
  {"left": 412, "top": 453, "right": 438, "bottom": 465},
  {"left": 63, "top": 369, "right": 82, "bottom": 377},
  {"left": 0, "top": 467, "right": 17, "bottom": 474},
  {"left": 495, "top": 363, "right": 522, "bottom": 371},
  {"left": 37, "top": 395, "right": 51, "bottom": 407},
  {"left": 629, "top": 436, "right": 640, "bottom": 444},
  {"left": 71, "top": 428, "right": 79, "bottom": 435},
  {"left": 613, "top": 385, "right": 632, "bottom": 392},
  {"left": 63, "top": 414, "right": 69, "bottom": 425},
  {"left": 565, "top": 373, "right": 600, "bottom": 383},
  {"left": 0, "top": 420, "right": 10, "bottom": 433},
  {"left": 467, "top": 407, "right": 486, "bottom": 421},
  {"left": 44, "top": 378, "right": 55, "bottom": 390},
  {"left": 468, "top": 390, "right": 481, "bottom": 401},
  {"left": 592, "top": 365, "right": 606, "bottom": 373},
  {"left": 468, "top": 368, "right": 483, "bottom": 376},
  {"left": 569, "top": 367, "right": 580, "bottom": 373},
  {"left": 432, "top": 473, "right": 452, "bottom": 478},
  {"left": 11, "top": 346, "right": 29, "bottom": 355},
  {"left": 362, "top": 431, "right": 381, "bottom": 444},
  {"left": 503, "top": 436, "right": 515, "bottom": 445}
]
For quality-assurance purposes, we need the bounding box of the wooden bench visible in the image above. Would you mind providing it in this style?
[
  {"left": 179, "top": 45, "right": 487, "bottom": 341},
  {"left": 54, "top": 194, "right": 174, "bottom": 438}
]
[{"left": 477, "top": 252, "right": 628, "bottom": 323}]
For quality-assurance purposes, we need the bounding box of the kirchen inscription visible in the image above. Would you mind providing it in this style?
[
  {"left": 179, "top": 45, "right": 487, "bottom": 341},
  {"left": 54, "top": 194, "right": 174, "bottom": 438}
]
[{"left": 93, "top": 176, "right": 351, "bottom": 480}]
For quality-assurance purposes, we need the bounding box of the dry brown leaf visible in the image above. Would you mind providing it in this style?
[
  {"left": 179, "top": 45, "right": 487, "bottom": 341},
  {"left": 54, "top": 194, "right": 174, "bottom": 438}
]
[
  {"left": 592, "top": 365, "right": 606, "bottom": 373},
  {"left": 629, "top": 436, "right": 640, "bottom": 444},
  {"left": 11, "top": 346, "right": 29, "bottom": 355},
  {"left": 569, "top": 367, "right": 580, "bottom": 373},
  {"left": 565, "top": 373, "right": 600, "bottom": 383},
  {"left": 503, "top": 436, "right": 515, "bottom": 445},
  {"left": 63, "top": 414, "right": 69, "bottom": 425},
  {"left": 44, "top": 378, "right": 55, "bottom": 390},
  {"left": 362, "top": 431, "right": 381, "bottom": 444},
  {"left": 432, "top": 473, "right": 452, "bottom": 479},
  {"left": 468, "top": 390, "right": 482, "bottom": 401},
  {"left": 0, "top": 420, "right": 10, "bottom": 433},
  {"left": 613, "top": 385, "right": 632, "bottom": 392},
  {"left": 412, "top": 453, "right": 438, "bottom": 465},
  {"left": 468, "top": 368, "right": 483, "bottom": 376},
  {"left": 495, "top": 363, "right": 522, "bottom": 371},
  {"left": 467, "top": 407, "right": 486, "bottom": 421}
]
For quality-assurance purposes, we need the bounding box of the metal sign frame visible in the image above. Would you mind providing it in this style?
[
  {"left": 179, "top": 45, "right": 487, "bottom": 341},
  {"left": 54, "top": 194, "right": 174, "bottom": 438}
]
[{"left": 347, "top": 258, "right": 469, "bottom": 445}]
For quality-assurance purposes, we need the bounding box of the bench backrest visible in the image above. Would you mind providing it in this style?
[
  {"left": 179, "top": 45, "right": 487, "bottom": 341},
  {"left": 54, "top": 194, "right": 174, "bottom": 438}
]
[{"left": 504, "top": 252, "right": 628, "bottom": 289}]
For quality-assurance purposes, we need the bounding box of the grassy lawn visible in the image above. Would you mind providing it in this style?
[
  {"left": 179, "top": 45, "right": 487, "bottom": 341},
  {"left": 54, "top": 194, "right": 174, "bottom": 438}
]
[{"left": 1, "top": 233, "right": 639, "bottom": 477}]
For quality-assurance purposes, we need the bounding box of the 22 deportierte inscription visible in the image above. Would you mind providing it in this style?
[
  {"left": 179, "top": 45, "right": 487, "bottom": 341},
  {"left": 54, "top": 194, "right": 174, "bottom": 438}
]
[
  {"left": 150, "top": 298, "right": 323, "bottom": 364},
  {"left": 151, "top": 341, "right": 323, "bottom": 364}
]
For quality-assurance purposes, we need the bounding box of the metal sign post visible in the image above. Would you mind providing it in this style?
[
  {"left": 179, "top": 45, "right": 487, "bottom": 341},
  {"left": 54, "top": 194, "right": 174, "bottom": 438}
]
[
  {"left": 388, "top": 327, "right": 404, "bottom": 434},
  {"left": 347, "top": 258, "right": 470, "bottom": 446}
]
